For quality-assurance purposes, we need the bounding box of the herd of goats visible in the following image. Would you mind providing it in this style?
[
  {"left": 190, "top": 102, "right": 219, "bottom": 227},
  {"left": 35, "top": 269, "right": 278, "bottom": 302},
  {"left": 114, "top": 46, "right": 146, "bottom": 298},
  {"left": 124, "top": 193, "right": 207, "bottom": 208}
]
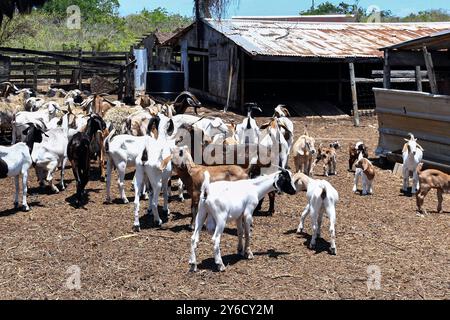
[{"left": 0, "top": 81, "right": 448, "bottom": 272}]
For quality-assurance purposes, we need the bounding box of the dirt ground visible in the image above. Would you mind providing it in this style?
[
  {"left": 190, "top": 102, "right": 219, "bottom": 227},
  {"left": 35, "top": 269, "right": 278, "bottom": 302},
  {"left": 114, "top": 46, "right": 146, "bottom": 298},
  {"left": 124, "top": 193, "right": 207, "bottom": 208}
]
[{"left": 0, "top": 109, "right": 448, "bottom": 300}]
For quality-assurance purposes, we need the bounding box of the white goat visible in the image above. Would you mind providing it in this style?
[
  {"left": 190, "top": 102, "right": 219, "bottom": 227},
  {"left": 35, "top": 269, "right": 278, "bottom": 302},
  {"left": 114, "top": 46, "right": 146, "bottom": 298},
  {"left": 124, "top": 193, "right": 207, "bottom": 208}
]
[
  {"left": 402, "top": 133, "right": 424, "bottom": 194},
  {"left": 274, "top": 105, "right": 294, "bottom": 158},
  {"left": 30, "top": 125, "right": 69, "bottom": 193},
  {"left": 133, "top": 114, "right": 176, "bottom": 230},
  {"left": 12, "top": 102, "right": 61, "bottom": 143},
  {"left": 236, "top": 103, "right": 261, "bottom": 144},
  {"left": 104, "top": 129, "right": 151, "bottom": 204},
  {"left": 189, "top": 169, "right": 297, "bottom": 272},
  {"left": 294, "top": 172, "right": 338, "bottom": 255},
  {"left": 0, "top": 143, "right": 33, "bottom": 211}
]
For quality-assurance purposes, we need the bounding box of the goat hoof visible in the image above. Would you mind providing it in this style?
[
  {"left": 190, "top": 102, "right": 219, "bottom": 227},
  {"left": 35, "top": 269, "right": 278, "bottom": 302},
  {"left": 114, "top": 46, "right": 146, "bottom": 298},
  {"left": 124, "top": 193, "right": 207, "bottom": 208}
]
[
  {"left": 217, "top": 264, "right": 226, "bottom": 272},
  {"left": 238, "top": 249, "right": 245, "bottom": 257},
  {"left": 132, "top": 225, "right": 141, "bottom": 233},
  {"left": 22, "top": 205, "right": 30, "bottom": 212},
  {"left": 189, "top": 264, "right": 198, "bottom": 273},
  {"left": 100, "top": 177, "right": 106, "bottom": 183},
  {"left": 154, "top": 219, "right": 162, "bottom": 227},
  {"left": 296, "top": 228, "right": 303, "bottom": 234},
  {"left": 122, "top": 198, "right": 129, "bottom": 204},
  {"left": 330, "top": 247, "right": 337, "bottom": 255},
  {"left": 309, "top": 243, "right": 316, "bottom": 250},
  {"left": 143, "top": 194, "right": 149, "bottom": 200},
  {"left": 14, "top": 202, "right": 19, "bottom": 209},
  {"left": 246, "top": 251, "right": 254, "bottom": 260},
  {"left": 105, "top": 199, "right": 112, "bottom": 204}
]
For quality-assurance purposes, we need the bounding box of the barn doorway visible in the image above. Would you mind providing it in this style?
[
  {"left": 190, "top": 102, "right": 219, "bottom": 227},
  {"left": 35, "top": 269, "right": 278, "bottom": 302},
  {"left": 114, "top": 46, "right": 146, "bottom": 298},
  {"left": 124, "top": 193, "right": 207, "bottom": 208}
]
[{"left": 189, "top": 52, "right": 209, "bottom": 92}]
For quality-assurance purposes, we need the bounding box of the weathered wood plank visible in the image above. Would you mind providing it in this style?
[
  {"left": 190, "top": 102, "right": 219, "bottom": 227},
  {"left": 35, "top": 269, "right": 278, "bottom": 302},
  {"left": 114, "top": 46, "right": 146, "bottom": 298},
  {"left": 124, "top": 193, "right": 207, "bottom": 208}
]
[{"left": 349, "top": 62, "right": 359, "bottom": 127}]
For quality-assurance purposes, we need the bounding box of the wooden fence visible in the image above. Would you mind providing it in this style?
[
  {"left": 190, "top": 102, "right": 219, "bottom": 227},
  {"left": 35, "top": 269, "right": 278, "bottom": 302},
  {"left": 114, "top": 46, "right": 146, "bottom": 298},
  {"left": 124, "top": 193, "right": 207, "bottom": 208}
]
[{"left": 0, "top": 47, "right": 135, "bottom": 99}]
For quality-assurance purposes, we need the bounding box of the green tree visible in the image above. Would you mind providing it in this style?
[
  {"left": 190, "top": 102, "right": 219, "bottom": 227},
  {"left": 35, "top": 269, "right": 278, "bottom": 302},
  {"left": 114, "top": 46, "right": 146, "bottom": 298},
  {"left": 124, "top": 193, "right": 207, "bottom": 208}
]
[{"left": 42, "top": 0, "right": 120, "bottom": 23}]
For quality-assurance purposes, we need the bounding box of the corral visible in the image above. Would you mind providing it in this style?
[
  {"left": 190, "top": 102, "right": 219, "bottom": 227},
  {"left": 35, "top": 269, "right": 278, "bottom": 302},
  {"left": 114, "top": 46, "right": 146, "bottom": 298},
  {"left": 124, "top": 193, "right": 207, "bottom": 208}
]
[{"left": 0, "top": 108, "right": 448, "bottom": 300}]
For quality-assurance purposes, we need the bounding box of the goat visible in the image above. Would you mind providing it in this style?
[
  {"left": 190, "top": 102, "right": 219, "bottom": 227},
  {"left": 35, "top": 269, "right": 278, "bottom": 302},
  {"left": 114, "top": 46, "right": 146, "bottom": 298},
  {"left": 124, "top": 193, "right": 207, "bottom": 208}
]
[
  {"left": 257, "top": 118, "right": 291, "bottom": 215},
  {"left": 12, "top": 102, "right": 62, "bottom": 143},
  {"left": 0, "top": 141, "right": 41, "bottom": 212},
  {"left": 273, "top": 105, "right": 294, "bottom": 163},
  {"left": 416, "top": 163, "right": 449, "bottom": 214},
  {"left": 293, "top": 129, "right": 316, "bottom": 176},
  {"left": 82, "top": 114, "right": 108, "bottom": 181},
  {"left": 348, "top": 141, "right": 368, "bottom": 171},
  {"left": 402, "top": 133, "right": 424, "bottom": 194},
  {"left": 104, "top": 116, "right": 160, "bottom": 204},
  {"left": 29, "top": 125, "right": 69, "bottom": 193},
  {"left": 294, "top": 172, "right": 338, "bottom": 255},
  {"left": 67, "top": 132, "right": 91, "bottom": 207},
  {"left": 236, "top": 103, "right": 262, "bottom": 144},
  {"left": 353, "top": 153, "right": 376, "bottom": 195},
  {"left": 171, "top": 146, "right": 253, "bottom": 230},
  {"left": 313, "top": 141, "right": 340, "bottom": 176},
  {"left": 24, "top": 97, "right": 46, "bottom": 112},
  {"left": 189, "top": 169, "right": 296, "bottom": 272},
  {"left": 133, "top": 114, "right": 176, "bottom": 230}
]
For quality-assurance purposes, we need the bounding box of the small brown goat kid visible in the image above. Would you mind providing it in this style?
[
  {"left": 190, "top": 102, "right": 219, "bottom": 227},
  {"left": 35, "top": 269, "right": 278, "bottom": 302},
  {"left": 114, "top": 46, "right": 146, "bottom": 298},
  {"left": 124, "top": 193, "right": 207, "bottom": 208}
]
[{"left": 416, "top": 163, "right": 449, "bottom": 214}]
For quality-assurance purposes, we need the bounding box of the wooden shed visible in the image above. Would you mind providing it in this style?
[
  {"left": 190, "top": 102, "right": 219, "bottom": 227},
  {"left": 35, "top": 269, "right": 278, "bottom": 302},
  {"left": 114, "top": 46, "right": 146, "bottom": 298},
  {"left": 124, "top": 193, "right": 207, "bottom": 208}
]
[
  {"left": 375, "top": 30, "right": 450, "bottom": 171},
  {"left": 163, "top": 18, "right": 450, "bottom": 116}
]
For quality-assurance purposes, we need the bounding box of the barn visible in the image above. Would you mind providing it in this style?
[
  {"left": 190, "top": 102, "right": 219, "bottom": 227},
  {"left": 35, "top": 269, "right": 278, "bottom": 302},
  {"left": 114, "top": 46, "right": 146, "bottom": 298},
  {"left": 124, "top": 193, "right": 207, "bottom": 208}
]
[{"left": 163, "top": 18, "right": 450, "bottom": 116}]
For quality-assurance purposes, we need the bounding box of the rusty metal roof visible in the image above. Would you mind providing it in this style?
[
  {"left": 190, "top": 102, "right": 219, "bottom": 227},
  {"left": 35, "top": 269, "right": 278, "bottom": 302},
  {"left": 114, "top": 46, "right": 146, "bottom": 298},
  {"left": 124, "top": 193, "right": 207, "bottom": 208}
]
[
  {"left": 203, "top": 19, "right": 450, "bottom": 59},
  {"left": 382, "top": 29, "right": 450, "bottom": 51}
]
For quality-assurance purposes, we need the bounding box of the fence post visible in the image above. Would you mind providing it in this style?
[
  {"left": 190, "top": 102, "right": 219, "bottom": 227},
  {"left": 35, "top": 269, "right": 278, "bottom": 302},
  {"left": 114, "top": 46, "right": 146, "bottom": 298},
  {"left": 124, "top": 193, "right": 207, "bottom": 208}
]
[
  {"left": 78, "top": 48, "right": 83, "bottom": 90},
  {"left": 56, "top": 61, "right": 61, "bottom": 84},
  {"left": 349, "top": 62, "right": 360, "bottom": 127},
  {"left": 118, "top": 67, "right": 124, "bottom": 100},
  {"left": 22, "top": 47, "right": 27, "bottom": 86},
  {"left": 33, "top": 57, "right": 38, "bottom": 91}
]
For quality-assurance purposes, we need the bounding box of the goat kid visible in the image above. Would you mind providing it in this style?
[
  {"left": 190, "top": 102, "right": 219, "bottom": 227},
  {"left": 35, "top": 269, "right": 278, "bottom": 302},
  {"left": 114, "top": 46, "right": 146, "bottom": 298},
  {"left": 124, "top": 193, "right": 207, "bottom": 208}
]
[
  {"left": 348, "top": 141, "right": 368, "bottom": 171},
  {"left": 416, "top": 163, "right": 449, "bottom": 214},
  {"left": 402, "top": 134, "right": 424, "bottom": 194},
  {"left": 294, "top": 172, "right": 338, "bottom": 255},
  {"left": 313, "top": 141, "right": 340, "bottom": 176},
  {"left": 353, "top": 153, "right": 375, "bottom": 195},
  {"left": 189, "top": 169, "right": 296, "bottom": 272},
  {"left": 293, "top": 130, "right": 316, "bottom": 176}
]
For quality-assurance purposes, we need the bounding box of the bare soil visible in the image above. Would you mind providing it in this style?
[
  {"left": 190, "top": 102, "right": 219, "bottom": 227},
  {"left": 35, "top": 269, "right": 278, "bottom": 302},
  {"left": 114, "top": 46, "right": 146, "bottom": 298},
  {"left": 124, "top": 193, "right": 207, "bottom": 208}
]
[{"left": 0, "top": 109, "right": 448, "bottom": 300}]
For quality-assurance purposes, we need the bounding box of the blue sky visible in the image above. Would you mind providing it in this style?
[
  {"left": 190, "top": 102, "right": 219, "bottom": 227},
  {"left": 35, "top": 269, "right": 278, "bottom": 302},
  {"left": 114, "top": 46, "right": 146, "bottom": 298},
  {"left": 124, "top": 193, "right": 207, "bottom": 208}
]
[{"left": 119, "top": 0, "right": 450, "bottom": 17}]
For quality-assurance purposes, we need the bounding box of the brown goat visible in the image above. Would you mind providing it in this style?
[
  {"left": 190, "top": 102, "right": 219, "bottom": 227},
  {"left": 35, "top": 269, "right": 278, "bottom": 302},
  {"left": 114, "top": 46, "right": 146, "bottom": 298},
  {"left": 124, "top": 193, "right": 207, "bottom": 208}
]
[
  {"left": 171, "top": 146, "right": 252, "bottom": 230},
  {"left": 416, "top": 163, "right": 449, "bottom": 214}
]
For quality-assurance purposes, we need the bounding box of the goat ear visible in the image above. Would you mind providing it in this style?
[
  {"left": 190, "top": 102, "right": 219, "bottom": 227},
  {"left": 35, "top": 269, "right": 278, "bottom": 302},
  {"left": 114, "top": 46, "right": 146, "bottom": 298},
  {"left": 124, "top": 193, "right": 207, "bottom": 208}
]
[
  {"left": 362, "top": 159, "right": 370, "bottom": 171},
  {"left": 417, "top": 144, "right": 424, "bottom": 151},
  {"left": 160, "top": 155, "right": 173, "bottom": 171},
  {"left": 402, "top": 143, "right": 408, "bottom": 153}
]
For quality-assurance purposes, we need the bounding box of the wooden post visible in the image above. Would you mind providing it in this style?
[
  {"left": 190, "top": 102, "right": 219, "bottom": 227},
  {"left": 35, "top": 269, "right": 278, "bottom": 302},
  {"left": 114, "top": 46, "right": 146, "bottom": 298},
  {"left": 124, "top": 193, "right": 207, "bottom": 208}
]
[
  {"left": 383, "top": 49, "right": 391, "bottom": 89},
  {"left": 240, "top": 50, "right": 246, "bottom": 113},
  {"left": 33, "top": 57, "right": 38, "bottom": 91},
  {"left": 56, "top": 61, "right": 61, "bottom": 84},
  {"left": 415, "top": 66, "right": 423, "bottom": 92},
  {"left": 118, "top": 67, "right": 124, "bottom": 100},
  {"left": 22, "top": 48, "right": 27, "bottom": 86},
  {"left": 349, "top": 62, "right": 360, "bottom": 127},
  {"left": 181, "top": 40, "right": 189, "bottom": 91},
  {"left": 423, "top": 46, "right": 438, "bottom": 94},
  {"left": 78, "top": 49, "right": 83, "bottom": 90}
]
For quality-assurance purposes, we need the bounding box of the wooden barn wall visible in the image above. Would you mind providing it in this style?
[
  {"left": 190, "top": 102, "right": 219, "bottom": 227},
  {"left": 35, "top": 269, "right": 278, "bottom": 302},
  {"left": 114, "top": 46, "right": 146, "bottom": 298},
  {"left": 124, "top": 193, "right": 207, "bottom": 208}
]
[{"left": 182, "top": 24, "right": 240, "bottom": 108}]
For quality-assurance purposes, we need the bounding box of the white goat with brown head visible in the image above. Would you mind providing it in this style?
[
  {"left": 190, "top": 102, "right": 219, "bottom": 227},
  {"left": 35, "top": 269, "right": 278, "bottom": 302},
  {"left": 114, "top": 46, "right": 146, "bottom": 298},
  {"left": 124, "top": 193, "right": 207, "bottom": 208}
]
[{"left": 402, "top": 133, "right": 424, "bottom": 194}]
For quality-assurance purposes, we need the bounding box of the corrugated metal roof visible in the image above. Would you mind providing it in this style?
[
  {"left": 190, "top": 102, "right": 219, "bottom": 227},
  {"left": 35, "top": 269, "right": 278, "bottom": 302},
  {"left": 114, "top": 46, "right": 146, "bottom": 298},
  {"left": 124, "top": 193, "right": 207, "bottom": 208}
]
[
  {"left": 203, "top": 19, "right": 450, "bottom": 59},
  {"left": 382, "top": 29, "right": 450, "bottom": 51}
]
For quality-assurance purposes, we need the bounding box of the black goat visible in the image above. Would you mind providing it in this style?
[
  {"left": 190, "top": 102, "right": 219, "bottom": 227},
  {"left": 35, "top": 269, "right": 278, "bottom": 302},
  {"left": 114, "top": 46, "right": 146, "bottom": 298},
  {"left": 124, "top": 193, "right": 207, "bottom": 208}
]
[{"left": 67, "top": 132, "right": 90, "bottom": 207}]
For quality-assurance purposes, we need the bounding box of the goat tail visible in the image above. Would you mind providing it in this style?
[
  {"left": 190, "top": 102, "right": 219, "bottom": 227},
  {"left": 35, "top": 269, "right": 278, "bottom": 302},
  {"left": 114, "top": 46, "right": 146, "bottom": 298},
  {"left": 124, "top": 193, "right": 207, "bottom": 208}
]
[
  {"left": 318, "top": 181, "right": 327, "bottom": 200},
  {"left": 200, "top": 171, "right": 211, "bottom": 201},
  {"left": 103, "top": 128, "right": 116, "bottom": 154}
]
